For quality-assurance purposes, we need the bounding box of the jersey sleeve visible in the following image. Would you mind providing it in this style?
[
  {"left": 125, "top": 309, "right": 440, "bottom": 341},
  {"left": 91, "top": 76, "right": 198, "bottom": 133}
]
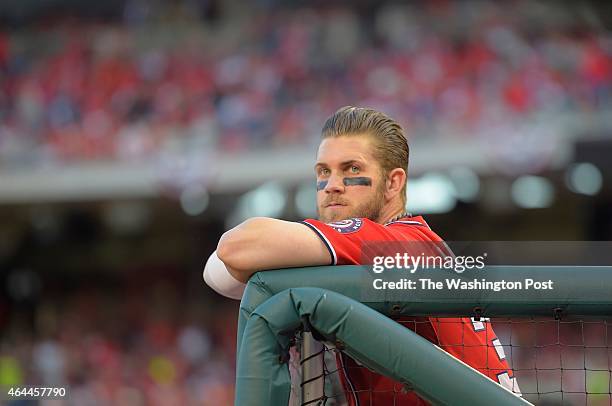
[{"left": 301, "top": 218, "right": 398, "bottom": 265}]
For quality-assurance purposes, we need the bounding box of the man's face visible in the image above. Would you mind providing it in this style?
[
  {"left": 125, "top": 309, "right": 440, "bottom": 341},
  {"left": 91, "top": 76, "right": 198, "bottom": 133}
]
[{"left": 315, "top": 135, "right": 386, "bottom": 223}]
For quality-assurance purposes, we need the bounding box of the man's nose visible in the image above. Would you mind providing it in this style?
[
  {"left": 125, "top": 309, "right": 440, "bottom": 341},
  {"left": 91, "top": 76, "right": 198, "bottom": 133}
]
[{"left": 324, "top": 173, "right": 345, "bottom": 193}]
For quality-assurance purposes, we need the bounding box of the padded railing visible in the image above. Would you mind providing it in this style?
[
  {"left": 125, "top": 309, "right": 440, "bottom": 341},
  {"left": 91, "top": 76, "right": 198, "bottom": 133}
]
[{"left": 235, "top": 266, "right": 612, "bottom": 405}]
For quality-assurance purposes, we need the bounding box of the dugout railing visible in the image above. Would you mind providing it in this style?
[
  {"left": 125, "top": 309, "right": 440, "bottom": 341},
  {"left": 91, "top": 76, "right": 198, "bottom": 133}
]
[{"left": 235, "top": 266, "right": 612, "bottom": 405}]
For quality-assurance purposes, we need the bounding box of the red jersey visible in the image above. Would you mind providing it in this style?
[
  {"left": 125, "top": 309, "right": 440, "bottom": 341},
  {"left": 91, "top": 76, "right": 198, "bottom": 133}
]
[{"left": 302, "top": 215, "right": 521, "bottom": 405}]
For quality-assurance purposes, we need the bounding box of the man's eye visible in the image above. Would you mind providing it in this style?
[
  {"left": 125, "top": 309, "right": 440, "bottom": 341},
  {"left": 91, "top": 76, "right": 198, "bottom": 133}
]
[
  {"left": 319, "top": 168, "right": 330, "bottom": 176},
  {"left": 350, "top": 166, "right": 360, "bottom": 174}
]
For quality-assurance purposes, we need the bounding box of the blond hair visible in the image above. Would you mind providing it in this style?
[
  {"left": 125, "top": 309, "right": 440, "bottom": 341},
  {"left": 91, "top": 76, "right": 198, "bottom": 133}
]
[{"left": 321, "top": 106, "right": 409, "bottom": 203}]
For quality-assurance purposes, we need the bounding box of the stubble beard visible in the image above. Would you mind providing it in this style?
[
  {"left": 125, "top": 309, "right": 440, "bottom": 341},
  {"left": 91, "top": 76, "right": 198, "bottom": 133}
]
[{"left": 317, "top": 183, "right": 386, "bottom": 223}]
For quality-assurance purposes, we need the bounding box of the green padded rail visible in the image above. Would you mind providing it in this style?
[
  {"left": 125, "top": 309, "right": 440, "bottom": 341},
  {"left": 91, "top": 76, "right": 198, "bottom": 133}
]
[
  {"left": 236, "top": 287, "right": 529, "bottom": 406},
  {"left": 236, "top": 266, "right": 612, "bottom": 405},
  {"left": 238, "top": 265, "right": 612, "bottom": 356}
]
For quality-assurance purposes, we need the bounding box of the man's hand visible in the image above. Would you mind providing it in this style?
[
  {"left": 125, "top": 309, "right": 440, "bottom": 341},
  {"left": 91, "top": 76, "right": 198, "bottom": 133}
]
[{"left": 217, "top": 217, "right": 331, "bottom": 283}]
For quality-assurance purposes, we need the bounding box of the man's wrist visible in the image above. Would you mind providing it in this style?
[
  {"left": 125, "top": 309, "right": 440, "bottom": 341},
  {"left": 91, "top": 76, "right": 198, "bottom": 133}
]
[
  {"left": 227, "top": 264, "right": 249, "bottom": 284},
  {"left": 203, "top": 250, "right": 246, "bottom": 299}
]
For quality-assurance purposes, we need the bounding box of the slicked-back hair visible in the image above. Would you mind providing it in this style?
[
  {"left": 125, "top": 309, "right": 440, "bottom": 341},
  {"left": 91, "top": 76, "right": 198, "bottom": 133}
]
[{"left": 321, "top": 106, "right": 409, "bottom": 203}]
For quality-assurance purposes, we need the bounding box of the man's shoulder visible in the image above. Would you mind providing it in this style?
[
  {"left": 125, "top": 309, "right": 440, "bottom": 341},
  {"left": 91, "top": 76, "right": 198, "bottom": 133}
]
[
  {"left": 385, "top": 215, "right": 430, "bottom": 229},
  {"left": 384, "top": 215, "right": 445, "bottom": 242},
  {"left": 321, "top": 218, "right": 365, "bottom": 234},
  {"left": 302, "top": 216, "right": 443, "bottom": 242}
]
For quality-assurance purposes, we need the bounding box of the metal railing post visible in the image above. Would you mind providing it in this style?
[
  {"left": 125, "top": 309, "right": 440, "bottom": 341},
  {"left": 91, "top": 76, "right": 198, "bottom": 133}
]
[{"left": 301, "top": 319, "right": 325, "bottom": 405}]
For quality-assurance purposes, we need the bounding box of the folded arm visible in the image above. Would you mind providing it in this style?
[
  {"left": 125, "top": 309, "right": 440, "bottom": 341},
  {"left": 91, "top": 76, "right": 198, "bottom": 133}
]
[{"left": 216, "top": 217, "right": 331, "bottom": 283}]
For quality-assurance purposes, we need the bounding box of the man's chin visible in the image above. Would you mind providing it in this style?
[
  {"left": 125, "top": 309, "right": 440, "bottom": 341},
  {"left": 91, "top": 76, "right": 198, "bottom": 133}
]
[{"left": 319, "top": 207, "right": 352, "bottom": 223}]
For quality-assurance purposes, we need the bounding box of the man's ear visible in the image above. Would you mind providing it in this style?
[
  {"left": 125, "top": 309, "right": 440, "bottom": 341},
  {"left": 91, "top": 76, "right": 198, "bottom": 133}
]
[{"left": 385, "top": 168, "right": 407, "bottom": 201}]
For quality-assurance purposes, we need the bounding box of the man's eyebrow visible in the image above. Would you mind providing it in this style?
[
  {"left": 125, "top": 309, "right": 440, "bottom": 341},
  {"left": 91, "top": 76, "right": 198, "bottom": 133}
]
[
  {"left": 314, "top": 159, "right": 366, "bottom": 169},
  {"left": 340, "top": 159, "right": 366, "bottom": 167}
]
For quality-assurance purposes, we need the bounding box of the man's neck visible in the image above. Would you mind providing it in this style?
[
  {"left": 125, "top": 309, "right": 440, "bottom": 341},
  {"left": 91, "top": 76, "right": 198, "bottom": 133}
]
[{"left": 377, "top": 202, "right": 408, "bottom": 224}]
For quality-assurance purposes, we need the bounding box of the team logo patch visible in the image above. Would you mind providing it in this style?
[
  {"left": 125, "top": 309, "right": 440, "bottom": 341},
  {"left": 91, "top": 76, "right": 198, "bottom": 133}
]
[{"left": 326, "top": 218, "right": 363, "bottom": 234}]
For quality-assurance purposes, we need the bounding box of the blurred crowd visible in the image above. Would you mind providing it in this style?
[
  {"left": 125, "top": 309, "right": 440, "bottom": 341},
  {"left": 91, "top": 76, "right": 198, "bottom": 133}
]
[
  {"left": 0, "top": 0, "right": 610, "bottom": 166},
  {"left": 0, "top": 274, "right": 238, "bottom": 406}
]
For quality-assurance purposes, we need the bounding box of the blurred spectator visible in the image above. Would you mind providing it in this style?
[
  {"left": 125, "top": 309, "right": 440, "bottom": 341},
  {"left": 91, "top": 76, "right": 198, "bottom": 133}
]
[
  {"left": 0, "top": 0, "right": 610, "bottom": 167},
  {"left": 0, "top": 269, "right": 238, "bottom": 405}
]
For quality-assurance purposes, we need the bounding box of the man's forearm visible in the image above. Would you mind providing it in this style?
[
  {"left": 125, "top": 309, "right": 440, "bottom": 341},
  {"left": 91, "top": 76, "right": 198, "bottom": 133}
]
[
  {"left": 224, "top": 259, "right": 250, "bottom": 283},
  {"left": 216, "top": 218, "right": 265, "bottom": 281},
  {"left": 216, "top": 217, "right": 331, "bottom": 282}
]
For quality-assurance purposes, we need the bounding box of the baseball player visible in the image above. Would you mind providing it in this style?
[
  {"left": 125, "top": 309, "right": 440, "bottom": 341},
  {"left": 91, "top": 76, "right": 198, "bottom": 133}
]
[{"left": 204, "top": 106, "right": 520, "bottom": 404}]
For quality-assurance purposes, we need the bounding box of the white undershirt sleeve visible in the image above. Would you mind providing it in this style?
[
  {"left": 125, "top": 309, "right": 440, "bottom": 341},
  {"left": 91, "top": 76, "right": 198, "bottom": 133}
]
[{"left": 203, "top": 250, "right": 246, "bottom": 300}]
